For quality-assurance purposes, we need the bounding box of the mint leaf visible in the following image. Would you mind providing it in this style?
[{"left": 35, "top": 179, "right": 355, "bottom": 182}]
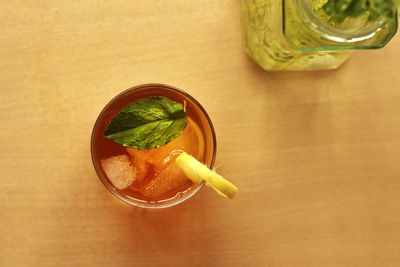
[
  {"left": 322, "top": 0, "right": 397, "bottom": 23},
  {"left": 104, "top": 96, "right": 187, "bottom": 149}
]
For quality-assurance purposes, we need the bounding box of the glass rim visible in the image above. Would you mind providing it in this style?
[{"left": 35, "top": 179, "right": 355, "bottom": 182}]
[
  {"left": 294, "top": 0, "right": 388, "bottom": 43},
  {"left": 90, "top": 83, "right": 217, "bottom": 209}
]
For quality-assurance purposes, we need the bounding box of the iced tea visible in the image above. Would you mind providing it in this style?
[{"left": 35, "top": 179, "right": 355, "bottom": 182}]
[{"left": 91, "top": 84, "right": 216, "bottom": 208}]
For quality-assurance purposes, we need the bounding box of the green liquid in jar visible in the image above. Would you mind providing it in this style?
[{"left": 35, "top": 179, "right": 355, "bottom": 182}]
[{"left": 241, "top": 0, "right": 352, "bottom": 70}]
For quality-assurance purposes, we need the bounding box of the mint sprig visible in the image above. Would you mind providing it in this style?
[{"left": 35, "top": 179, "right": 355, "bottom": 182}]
[
  {"left": 322, "top": 0, "right": 397, "bottom": 23},
  {"left": 104, "top": 96, "right": 187, "bottom": 150}
]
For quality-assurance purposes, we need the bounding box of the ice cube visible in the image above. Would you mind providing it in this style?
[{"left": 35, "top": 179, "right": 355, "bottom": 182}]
[
  {"left": 101, "top": 155, "right": 137, "bottom": 190},
  {"left": 142, "top": 162, "right": 191, "bottom": 198},
  {"left": 126, "top": 148, "right": 151, "bottom": 181},
  {"left": 126, "top": 140, "right": 182, "bottom": 179}
]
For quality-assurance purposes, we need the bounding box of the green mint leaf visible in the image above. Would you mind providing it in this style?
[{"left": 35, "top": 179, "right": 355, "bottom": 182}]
[
  {"left": 323, "top": 0, "right": 336, "bottom": 15},
  {"left": 335, "top": 0, "right": 353, "bottom": 12},
  {"left": 322, "top": 0, "right": 397, "bottom": 23},
  {"left": 104, "top": 96, "right": 187, "bottom": 149},
  {"left": 347, "top": 0, "right": 369, "bottom": 18}
]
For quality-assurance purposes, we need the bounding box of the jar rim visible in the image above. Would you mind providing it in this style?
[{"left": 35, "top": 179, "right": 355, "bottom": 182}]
[{"left": 294, "top": 0, "right": 388, "bottom": 43}]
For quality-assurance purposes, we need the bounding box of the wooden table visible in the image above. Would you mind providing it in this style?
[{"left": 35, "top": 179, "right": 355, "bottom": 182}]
[{"left": 1, "top": 1, "right": 400, "bottom": 266}]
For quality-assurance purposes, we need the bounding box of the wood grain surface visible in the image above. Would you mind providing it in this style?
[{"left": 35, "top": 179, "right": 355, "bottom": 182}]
[{"left": 1, "top": 1, "right": 400, "bottom": 267}]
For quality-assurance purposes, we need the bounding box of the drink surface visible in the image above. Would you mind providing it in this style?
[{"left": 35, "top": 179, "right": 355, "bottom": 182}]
[{"left": 91, "top": 87, "right": 211, "bottom": 204}]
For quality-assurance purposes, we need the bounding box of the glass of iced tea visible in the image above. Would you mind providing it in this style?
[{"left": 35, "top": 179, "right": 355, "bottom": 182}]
[{"left": 91, "top": 84, "right": 217, "bottom": 208}]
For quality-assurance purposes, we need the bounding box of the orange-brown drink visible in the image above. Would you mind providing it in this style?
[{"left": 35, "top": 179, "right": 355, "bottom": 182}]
[
  {"left": 92, "top": 84, "right": 238, "bottom": 208},
  {"left": 91, "top": 84, "right": 217, "bottom": 208}
]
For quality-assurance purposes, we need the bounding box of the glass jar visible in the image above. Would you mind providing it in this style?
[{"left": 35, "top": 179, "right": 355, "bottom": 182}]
[{"left": 241, "top": 0, "right": 398, "bottom": 71}]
